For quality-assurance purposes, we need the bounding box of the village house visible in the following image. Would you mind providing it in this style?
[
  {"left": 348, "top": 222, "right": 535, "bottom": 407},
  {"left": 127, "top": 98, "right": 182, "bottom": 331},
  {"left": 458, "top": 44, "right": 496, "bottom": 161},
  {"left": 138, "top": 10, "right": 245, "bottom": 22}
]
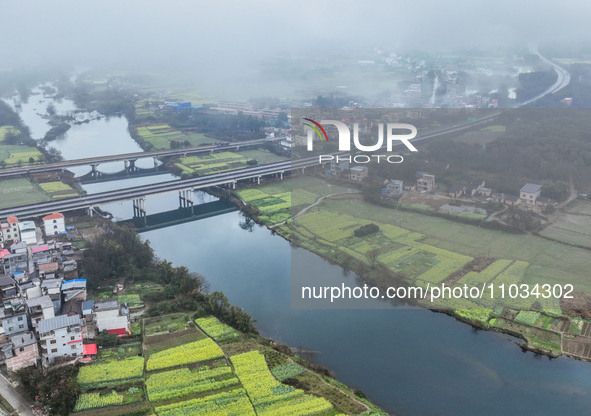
[
  {"left": 350, "top": 166, "right": 368, "bottom": 182},
  {"left": 43, "top": 213, "right": 66, "bottom": 236},
  {"left": 18, "top": 221, "right": 37, "bottom": 245},
  {"left": 0, "top": 216, "right": 20, "bottom": 247},
  {"left": 5, "top": 331, "right": 39, "bottom": 371},
  {"left": 416, "top": 172, "right": 436, "bottom": 192},
  {"left": 93, "top": 300, "right": 130, "bottom": 335},
  {"left": 38, "top": 314, "right": 84, "bottom": 365},
  {"left": 385, "top": 180, "right": 404, "bottom": 197},
  {"left": 520, "top": 183, "right": 542, "bottom": 206},
  {"left": 448, "top": 184, "right": 465, "bottom": 198},
  {"left": 26, "top": 296, "right": 56, "bottom": 330},
  {"left": 492, "top": 193, "right": 520, "bottom": 206}
]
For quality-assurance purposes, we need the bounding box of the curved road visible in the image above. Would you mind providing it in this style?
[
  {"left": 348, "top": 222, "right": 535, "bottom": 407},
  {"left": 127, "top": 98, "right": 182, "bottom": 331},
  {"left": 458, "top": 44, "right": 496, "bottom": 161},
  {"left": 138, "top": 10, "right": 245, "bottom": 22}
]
[{"left": 515, "top": 45, "right": 570, "bottom": 107}]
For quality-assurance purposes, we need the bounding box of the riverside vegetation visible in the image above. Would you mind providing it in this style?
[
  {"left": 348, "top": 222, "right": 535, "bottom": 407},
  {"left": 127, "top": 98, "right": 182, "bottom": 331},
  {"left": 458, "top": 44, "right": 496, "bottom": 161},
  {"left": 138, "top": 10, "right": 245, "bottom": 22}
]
[{"left": 14, "top": 226, "right": 386, "bottom": 416}]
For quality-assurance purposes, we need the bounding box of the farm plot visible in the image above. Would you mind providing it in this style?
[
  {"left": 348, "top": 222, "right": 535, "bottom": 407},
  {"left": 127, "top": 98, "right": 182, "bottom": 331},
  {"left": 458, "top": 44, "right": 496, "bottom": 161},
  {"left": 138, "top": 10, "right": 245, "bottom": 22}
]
[
  {"left": 456, "top": 259, "right": 513, "bottom": 286},
  {"left": 118, "top": 294, "right": 142, "bottom": 305},
  {"left": 237, "top": 188, "right": 292, "bottom": 225},
  {"left": 540, "top": 212, "right": 591, "bottom": 248},
  {"left": 37, "top": 181, "right": 79, "bottom": 199},
  {"left": 230, "top": 350, "right": 334, "bottom": 416},
  {"left": 146, "top": 366, "right": 239, "bottom": 402},
  {"left": 77, "top": 357, "right": 144, "bottom": 390},
  {"left": 0, "top": 144, "right": 43, "bottom": 166},
  {"left": 0, "top": 178, "right": 50, "bottom": 208},
  {"left": 296, "top": 207, "right": 472, "bottom": 284},
  {"left": 137, "top": 124, "right": 215, "bottom": 149},
  {"left": 195, "top": 317, "right": 239, "bottom": 342},
  {"left": 154, "top": 388, "right": 255, "bottom": 416},
  {"left": 73, "top": 388, "right": 143, "bottom": 413},
  {"left": 175, "top": 152, "right": 249, "bottom": 176},
  {"left": 146, "top": 338, "right": 224, "bottom": 371}
]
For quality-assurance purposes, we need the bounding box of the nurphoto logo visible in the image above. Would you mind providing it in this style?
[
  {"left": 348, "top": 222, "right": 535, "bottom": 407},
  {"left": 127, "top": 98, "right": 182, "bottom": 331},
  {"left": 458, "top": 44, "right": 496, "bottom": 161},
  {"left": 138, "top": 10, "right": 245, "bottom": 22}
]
[{"left": 303, "top": 118, "right": 418, "bottom": 164}]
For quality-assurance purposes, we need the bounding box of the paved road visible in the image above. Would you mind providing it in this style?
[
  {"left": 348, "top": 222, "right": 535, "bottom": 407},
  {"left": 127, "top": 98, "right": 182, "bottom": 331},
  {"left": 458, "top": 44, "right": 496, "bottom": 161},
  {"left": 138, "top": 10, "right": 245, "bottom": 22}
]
[
  {"left": 515, "top": 45, "right": 570, "bottom": 107},
  {"left": 0, "top": 374, "right": 35, "bottom": 416}
]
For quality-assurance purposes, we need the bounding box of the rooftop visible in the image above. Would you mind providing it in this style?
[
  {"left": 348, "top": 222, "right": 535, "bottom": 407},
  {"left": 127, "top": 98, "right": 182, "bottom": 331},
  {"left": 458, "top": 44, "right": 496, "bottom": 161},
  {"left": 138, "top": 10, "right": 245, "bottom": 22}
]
[
  {"left": 94, "top": 299, "right": 119, "bottom": 311},
  {"left": 10, "top": 331, "right": 36, "bottom": 348},
  {"left": 38, "top": 314, "right": 82, "bottom": 334},
  {"left": 62, "top": 279, "right": 86, "bottom": 291},
  {"left": 43, "top": 213, "right": 64, "bottom": 221},
  {"left": 41, "top": 279, "right": 63, "bottom": 289},
  {"left": 26, "top": 295, "right": 54, "bottom": 309},
  {"left": 521, "top": 183, "right": 542, "bottom": 194}
]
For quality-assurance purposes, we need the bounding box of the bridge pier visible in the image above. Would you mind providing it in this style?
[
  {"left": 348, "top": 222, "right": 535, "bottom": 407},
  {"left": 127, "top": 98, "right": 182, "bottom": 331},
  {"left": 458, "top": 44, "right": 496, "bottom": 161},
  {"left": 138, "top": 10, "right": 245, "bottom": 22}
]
[
  {"left": 280, "top": 171, "right": 284, "bottom": 180},
  {"left": 133, "top": 197, "right": 147, "bottom": 225},
  {"left": 125, "top": 159, "right": 137, "bottom": 173},
  {"left": 88, "top": 206, "right": 93, "bottom": 217},
  {"left": 257, "top": 176, "right": 261, "bottom": 185},
  {"left": 90, "top": 164, "right": 100, "bottom": 178},
  {"left": 153, "top": 157, "right": 159, "bottom": 168},
  {"left": 232, "top": 180, "right": 236, "bottom": 190},
  {"left": 179, "top": 189, "right": 194, "bottom": 209}
]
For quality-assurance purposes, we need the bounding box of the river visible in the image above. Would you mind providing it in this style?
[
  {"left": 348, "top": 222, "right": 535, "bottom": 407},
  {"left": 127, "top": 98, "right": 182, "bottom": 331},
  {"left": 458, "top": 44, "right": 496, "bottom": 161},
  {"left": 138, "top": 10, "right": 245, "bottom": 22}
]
[{"left": 8, "top": 87, "right": 591, "bottom": 416}]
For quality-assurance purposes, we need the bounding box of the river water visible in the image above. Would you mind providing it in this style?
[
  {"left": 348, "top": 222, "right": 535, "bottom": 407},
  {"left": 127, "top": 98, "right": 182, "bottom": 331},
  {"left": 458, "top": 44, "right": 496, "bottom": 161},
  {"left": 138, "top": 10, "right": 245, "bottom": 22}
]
[{"left": 8, "top": 87, "right": 591, "bottom": 416}]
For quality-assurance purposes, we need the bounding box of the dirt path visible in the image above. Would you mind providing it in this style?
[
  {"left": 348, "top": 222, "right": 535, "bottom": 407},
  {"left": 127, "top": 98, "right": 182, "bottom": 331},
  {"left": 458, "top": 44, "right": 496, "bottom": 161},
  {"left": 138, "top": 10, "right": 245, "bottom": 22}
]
[
  {"left": 270, "top": 191, "right": 362, "bottom": 227},
  {"left": 557, "top": 174, "right": 577, "bottom": 209}
]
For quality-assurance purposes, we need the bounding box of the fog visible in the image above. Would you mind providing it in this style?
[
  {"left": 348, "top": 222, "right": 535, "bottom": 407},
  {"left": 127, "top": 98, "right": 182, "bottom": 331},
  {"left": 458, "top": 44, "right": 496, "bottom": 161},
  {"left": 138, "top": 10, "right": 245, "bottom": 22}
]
[{"left": 1, "top": 1, "right": 590, "bottom": 98}]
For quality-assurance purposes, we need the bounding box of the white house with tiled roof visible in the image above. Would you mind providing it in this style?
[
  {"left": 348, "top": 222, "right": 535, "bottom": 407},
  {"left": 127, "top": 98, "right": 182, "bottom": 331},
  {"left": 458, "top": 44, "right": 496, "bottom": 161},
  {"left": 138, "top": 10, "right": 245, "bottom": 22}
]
[{"left": 43, "top": 212, "right": 65, "bottom": 236}]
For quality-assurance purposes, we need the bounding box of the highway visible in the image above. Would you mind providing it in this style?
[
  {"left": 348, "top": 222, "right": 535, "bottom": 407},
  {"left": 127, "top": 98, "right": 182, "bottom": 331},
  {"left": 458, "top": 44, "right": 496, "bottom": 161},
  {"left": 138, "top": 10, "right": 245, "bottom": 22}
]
[
  {"left": 0, "top": 156, "right": 321, "bottom": 219},
  {"left": 515, "top": 45, "right": 570, "bottom": 107},
  {"left": 0, "top": 138, "right": 270, "bottom": 179},
  {"left": 0, "top": 111, "right": 503, "bottom": 219}
]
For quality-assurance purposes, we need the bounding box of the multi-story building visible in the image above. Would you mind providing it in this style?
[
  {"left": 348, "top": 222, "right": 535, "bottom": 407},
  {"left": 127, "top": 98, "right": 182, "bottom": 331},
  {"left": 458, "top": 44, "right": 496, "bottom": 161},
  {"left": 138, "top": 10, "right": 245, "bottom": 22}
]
[
  {"left": 0, "top": 216, "right": 20, "bottom": 246},
  {"left": 350, "top": 166, "right": 368, "bottom": 182},
  {"left": 94, "top": 300, "right": 130, "bottom": 334},
  {"left": 416, "top": 172, "right": 436, "bottom": 192},
  {"left": 5, "top": 331, "right": 39, "bottom": 371},
  {"left": 43, "top": 213, "right": 66, "bottom": 236},
  {"left": 520, "top": 183, "right": 542, "bottom": 206},
  {"left": 26, "top": 296, "right": 55, "bottom": 330},
  {"left": 2, "top": 312, "right": 29, "bottom": 336},
  {"left": 18, "top": 221, "right": 37, "bottom": 245},
  {"left": 38, "top": 314, "right": 84, "bottom": 365}
]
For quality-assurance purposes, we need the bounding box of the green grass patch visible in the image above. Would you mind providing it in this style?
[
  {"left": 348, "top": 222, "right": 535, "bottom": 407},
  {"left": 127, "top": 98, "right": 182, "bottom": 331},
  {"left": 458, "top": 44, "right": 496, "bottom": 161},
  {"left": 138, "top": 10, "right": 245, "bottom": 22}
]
[{"left": 0, "top": 177, "right": 50, "bottom": 208}]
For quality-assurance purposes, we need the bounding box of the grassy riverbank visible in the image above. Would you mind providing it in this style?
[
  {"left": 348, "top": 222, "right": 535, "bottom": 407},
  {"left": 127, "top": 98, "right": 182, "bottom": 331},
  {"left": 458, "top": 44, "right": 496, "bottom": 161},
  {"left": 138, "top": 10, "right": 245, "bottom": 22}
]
[{"left": 235, "top": 175, "right": 591, "bottom": 361}]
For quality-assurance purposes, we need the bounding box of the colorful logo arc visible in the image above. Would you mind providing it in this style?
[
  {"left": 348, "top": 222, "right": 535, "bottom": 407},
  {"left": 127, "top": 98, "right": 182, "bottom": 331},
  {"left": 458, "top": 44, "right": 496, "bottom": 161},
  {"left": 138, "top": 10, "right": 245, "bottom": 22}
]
[{"left": 302, "top": 118, "right": 329, "bottom": 142}]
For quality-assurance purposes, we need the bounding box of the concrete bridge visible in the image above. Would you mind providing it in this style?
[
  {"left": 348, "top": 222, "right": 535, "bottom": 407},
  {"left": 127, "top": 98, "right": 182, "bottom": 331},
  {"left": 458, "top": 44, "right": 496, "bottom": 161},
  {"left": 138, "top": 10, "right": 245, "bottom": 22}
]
[
  {"left": 0, "top": 156, "right": 321, "bottom": 219},
  {"left": 0, "top": 138, "right": 272, "bottom": 180}
]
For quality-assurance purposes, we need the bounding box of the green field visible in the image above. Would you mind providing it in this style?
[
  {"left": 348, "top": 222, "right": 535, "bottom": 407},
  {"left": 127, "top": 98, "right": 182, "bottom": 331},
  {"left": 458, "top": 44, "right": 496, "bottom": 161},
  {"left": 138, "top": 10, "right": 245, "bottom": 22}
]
[
  {"left": 313, "top": 197, "right": 591, "bottom": 294},
  {"left": 539, "top": 201, "right": 591, "bottom": 248},
  {"left": 70, "top": 299, "right": 385, "bottom": 416},
  {"left": 136, "top": 124, "right": 216, "bottom": 149},
  {"left": 237, "top": 176, "right": 354, "bottom": 225},
  {"left": 175, "top": 150, "right": 286, "bottom": 178},
  {"left": 0, "top": 144, "right": 43, "bottom": 166},
  {"left": 0, "top": 177, "right": 50, "bottom": 208},
  {"left": 38, "top": 181, "right": 79, "bottom": 199}
]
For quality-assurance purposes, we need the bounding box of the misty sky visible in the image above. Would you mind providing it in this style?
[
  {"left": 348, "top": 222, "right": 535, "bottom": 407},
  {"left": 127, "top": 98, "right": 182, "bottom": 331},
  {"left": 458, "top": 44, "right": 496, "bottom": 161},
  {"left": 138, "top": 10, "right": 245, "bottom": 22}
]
[{"left": 1, "top": 0, "right": 590, "bottom": 70}]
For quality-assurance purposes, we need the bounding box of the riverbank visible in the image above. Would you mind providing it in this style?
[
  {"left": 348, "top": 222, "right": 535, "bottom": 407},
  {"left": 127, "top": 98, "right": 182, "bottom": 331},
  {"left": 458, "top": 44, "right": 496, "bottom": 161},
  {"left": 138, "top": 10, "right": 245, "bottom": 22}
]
[
  {"left": 63, "top": 216, "right": 389, "bottom": 416},
  {"left": 232, "top": 174, "right": 591, "bottom": 364}
]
